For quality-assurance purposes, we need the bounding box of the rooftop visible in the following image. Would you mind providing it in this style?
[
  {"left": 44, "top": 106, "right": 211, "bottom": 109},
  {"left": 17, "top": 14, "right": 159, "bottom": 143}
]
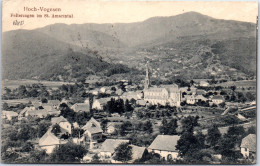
[{"left": 148, "top": 135, "right": 180, "bottom": 152}]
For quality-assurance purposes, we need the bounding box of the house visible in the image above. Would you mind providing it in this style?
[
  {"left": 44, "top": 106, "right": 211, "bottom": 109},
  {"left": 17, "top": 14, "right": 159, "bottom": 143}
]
[
  {"left": 89, "top": 90, "right": 99, "bottom": 96},
  {"left": 41, "top": 105, "right": 60, "bottom": 116},
  {"left": 99, "top": 139, "right": 129, "bottom": 160},
  {"left": 129, "top": 145, "right": 146, "bottom": 162},
  {"left": 18, "top": 107, "right": 34, "bottom": 120},
  {"left": 47, "top": 100, "right": 61, "bottom": 109},
  {"left": 195, "top": 95, "right": 208, "bottom": 102},
  {"left": 200, "top": 81, "right": 210, "bottom": 87},
  {"left": 31, "top": 100, "right": 41, "bottom": 109},
  {"left": 2, "top": 111, "right": 18, "bottom": 121},
  {"left": 84, "top": 98, "right": 90, "bottom": 104},
  {"left": 116, "top": 89, "right": 124, "bottom": 96},
  {"left": 39, "top": 130, "right": 67, "bottom": 154},
  {"left": 92, "top": 98, "right": 113, "bottom": 110},
  {"left": 196, "top": 89, "right": 207, "bottom": 95},
  {"left": 100, "top": 87, "right": 107, "bottom": 93},
  {"left": 106, "top": 122, "right": 122, "bottom": 134},
  {"left": 27, "top": 109, "right": 48, "bottom": 119},
  {"left": 148, "top": 135, "right": 180, "bottom": 160},
  {"left": 186, "top": 95, "right": 196, "bottom": 104},
  {"left": 136, "top": 100, "right": 147, "bottom": 106},
  {"left": 240, "top": 134, "right": 256, "bottom": 159},
  {"left": 212, "top": 95, "right": 225, "bottom": 105},
  {"left": 111, "top": 144, "right": 146, "bottom": 163},
  {"left": 51, "top": 116, "right": 72, "bottom": 134},
  {"left": 82, "top": 118, "right": 103, "bottom": 149},
  {"left": 71, "top": 103, "right": 90, "bottom": 112},
  {"left": 121, "top": 91, "right": 143, "bottom": 101}
]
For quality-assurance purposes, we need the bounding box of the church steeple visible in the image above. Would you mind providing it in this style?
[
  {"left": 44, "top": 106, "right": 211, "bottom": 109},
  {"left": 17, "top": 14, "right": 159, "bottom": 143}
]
[{"left": 144, "top": 61, "right": 151, "bottom": 89}]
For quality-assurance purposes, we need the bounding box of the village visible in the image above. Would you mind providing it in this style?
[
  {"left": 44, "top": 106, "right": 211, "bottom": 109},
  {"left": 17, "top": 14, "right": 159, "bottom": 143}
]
[{"left": 1, "top": 63, "right": 257, "bottom": 164}]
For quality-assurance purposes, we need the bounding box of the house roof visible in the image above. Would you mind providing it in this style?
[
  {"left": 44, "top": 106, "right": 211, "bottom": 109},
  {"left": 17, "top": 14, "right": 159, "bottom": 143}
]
[
  {"left": 27, "top": 110, "right": 48, "bottom": 117},
  {"left": 148, "top": 135, "right": 180, "bottom": 152},
  {"left": 240, "top": 134, "right": 256, "bottom": 152},
  {"left": 51, "top": 116, "right": 68, "bottom": 125},
  {"left": 195, "top": 95, "right": 208, "bottom": 101},
  {"left": 41, "top": 105, "right": 55, "bottom": 112},
  {"left": 2, "top": 111, "right": 18, "bottom": 117},
  {"left": 48, "top": 100, "right": 60, "bottom": 106},
  {"left": 196, "top": 90, "right": 206, "bottom": 95},
  {"left": 200, "top": 81, "right": 209, "bottom": 85},
  {"left": 39, "top": 130, "right": 60, "bottom": 146},
  {"left": 100, "top": 139, "right": 129, "bottom": 153},
  {"left": 94, "top": 98, "right": 114, "bottom": 105},
  {"left": 137, "top": 100, "right": 147, "bottom": 106},
  {"left": 71, "top": 103, "right": 90, "bottom": 112},
  {"left": 212, "top": 95, "right": 224, "bottom": 100},
  {"left": 186, "top": 95, "right": 196, "bottom": 100},
  {"left": 82, "top": 117, "right": 102, "bottom": 134},
  {"left": 145, "top": 87, "right": 165, "bottom": 92},
  {"left": 130, "top": 145, "right": 146, "bottom": 161},
  {"left": 31, "top": 101, "right": 41, "bottom": 108}
]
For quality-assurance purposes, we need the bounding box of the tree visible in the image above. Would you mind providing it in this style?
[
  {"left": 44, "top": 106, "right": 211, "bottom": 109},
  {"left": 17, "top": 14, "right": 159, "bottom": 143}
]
[
  {"left": 113, "top": 143, "right": 132, "bottom": 163},
  {"left": 28, "top": 149, "right": 48, "bottom": 163},
  {"left": 37, "top": 121, "right": 52, "bottom": 137},
  {"left": 206, "top": 124, "right": 221, "bottom": 148},
  {"left": 50, "top": 142, "right": 87, "bottom": 163},
  {"left": 181, "top": 116, "right": 199, "bottom": 133},
  {"left": 230, "top": 86, "right": 236, "bottom": 91},
  {"left": 18, "top": 124, "right": 37, "bottom": 141},
  {"left": 167, "top": 119, "right": 178, "bottom": 135},
  {"left": 41, "top": 98, "right": 48, "bottom": 103},
  {"left": 125, "top": 99, "right": 133, "bottom": 112},
  {"left": 143, "top": 120, "right": 153, "bottom": 134},
  {"left": 71, "top": 128, "right": 84, "bottom": 138},
  {"left": 176, "top": 131, "right": 202, "bottom": 159},
  {"left": 247, "top": 126, "right": 256, "bottom": 135},
  {"left": 120, "top": 121, "right": 132, "bottom": 136},
  {"left": 2, "top": 102, "right": 9, "bottom": 110},
  {"left": 51, "top": 124, "right": 61, "bottom": 136}
]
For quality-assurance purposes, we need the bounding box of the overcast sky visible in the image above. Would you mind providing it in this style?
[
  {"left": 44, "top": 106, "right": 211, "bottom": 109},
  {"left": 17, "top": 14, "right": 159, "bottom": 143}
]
[{"left": 2, "top": 0, "right": 258, "bottom": 32}]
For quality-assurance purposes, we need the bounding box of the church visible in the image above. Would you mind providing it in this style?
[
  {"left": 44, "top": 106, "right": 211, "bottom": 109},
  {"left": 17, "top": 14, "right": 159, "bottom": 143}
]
[{"left": 143, "top": 62, "right": 181, "bottom": 107}]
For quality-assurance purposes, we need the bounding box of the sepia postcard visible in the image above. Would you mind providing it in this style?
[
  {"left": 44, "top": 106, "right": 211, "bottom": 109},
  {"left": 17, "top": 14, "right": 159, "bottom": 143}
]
[{"left": 1, "top": 0, "right": 257, "bottom": 164}]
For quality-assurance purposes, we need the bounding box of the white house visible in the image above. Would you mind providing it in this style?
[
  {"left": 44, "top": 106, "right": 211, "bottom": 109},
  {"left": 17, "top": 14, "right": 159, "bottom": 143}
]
[
  {"left": 186, "top": 95, "right": 196, "bottom": 104},
  {"left": 200, "top": 81, "right": 210, "bottom": 87},
  {"left": 106, "top": 122, "right": 122, "bottom": 134},
  {"left": 240, "top": 134, "right": 256, "bottom": 159},
  {"left": 100, "top": 87, "right": 107, "bottom": 93},
  {"left": 2, "top": 111, "right": 18, "bottom": 121},
  {"left": 148, "top": 135, "right": 180, "bottom": 161},
  {"left": 212, "top": 95, "right": 225, "bottom": 105},
  {"left": 92, "top": 98, "right": 116, "bottom": 110},
  {"left": 82, "top": 118, "right": 103, "bottom": 149},
  {"left": 47, "top": 100, "right": 61, "bottom": 109},
  {"left": 39, "top": 130, "right": 67, "bottom": 154},
  {"left": 51, "top": 116, "right": 72, "bottom": 134}
]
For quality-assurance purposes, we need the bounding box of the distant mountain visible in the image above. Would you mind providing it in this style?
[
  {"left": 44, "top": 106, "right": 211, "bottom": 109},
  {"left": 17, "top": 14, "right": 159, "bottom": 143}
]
[
  {"left": 2, "top": 30, "right": 131, "bottom": 81},
  {"left": 2, "top": 12, "right": 257, "bottom": 80}
]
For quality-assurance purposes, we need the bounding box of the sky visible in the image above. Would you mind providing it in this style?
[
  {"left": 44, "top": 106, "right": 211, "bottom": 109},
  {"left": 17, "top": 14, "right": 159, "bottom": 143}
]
[{"left": 2, "top": 0, "right": 258, "bottom": 32}]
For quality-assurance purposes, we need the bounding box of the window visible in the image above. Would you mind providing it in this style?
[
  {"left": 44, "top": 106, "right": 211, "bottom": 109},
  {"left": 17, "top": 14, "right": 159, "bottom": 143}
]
[{"left": 167, "top": 154, "right": 173, "bottom": 161}]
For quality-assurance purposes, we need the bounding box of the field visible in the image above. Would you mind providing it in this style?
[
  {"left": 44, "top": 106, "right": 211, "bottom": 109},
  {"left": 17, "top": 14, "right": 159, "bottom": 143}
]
[{"left": 2, "top": 79, "right": 74, "bottom": 90}]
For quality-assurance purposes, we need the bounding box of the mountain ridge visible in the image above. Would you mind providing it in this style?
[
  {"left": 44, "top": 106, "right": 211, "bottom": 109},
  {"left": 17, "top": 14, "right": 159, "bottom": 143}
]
[{"left": 2, "top": 12, "right": 257, "bottom": 81}]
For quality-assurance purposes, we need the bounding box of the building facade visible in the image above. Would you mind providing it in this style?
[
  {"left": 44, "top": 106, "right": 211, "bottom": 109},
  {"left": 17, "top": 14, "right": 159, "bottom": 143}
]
[{"left": 143, "top": 62, "right": 181, "bottom": 107}]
